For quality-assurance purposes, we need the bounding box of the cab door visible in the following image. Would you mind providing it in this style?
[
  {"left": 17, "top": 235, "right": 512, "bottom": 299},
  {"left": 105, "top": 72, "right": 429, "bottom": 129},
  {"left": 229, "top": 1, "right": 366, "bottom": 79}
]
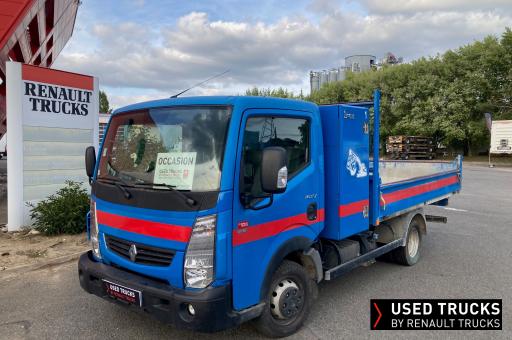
[{"left": 231, "top": 109, "right": 324, "bottom": 310}]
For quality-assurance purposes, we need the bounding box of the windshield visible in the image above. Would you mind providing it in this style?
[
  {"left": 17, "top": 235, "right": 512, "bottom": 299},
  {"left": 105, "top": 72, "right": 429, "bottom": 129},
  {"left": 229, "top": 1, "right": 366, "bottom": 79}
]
[{"left": 98, "top": 106, "right": 231, "bottom": 191}]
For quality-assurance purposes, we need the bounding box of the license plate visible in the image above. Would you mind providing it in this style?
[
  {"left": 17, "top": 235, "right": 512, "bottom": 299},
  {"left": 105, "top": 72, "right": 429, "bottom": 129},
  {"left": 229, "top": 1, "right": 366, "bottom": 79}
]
[{"left": 103, "top": 280, "right": 142, "bottom": 306}]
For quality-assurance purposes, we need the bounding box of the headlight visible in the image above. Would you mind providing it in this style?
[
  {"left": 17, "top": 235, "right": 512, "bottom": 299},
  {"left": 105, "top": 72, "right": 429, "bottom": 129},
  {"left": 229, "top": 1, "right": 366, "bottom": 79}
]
[
  {"left": 89, "top": 200, "right": 102, "bottom": 259},
  {"left": 184, "top": 214, "right": 216, "bottom": 288}
]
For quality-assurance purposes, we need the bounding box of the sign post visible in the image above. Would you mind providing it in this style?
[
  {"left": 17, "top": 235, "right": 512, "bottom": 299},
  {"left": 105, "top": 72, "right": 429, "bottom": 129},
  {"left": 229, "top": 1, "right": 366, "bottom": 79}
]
[{"left": 6, "top": 62, "right": 98, "bottom": 231}]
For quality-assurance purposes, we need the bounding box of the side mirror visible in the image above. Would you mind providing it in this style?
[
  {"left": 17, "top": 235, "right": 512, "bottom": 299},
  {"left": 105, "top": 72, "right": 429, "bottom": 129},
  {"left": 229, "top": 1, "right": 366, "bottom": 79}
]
[
  {"left": 85, "top": 146, "right": 96, "bottom": 180},
  {"left": 261, "top": 147, "right": 288, "bottom": 194}
]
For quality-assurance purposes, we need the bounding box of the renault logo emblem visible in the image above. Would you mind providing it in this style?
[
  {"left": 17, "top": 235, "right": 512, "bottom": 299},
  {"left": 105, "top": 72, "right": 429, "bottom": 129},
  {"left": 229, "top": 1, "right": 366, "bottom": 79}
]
[{"left": 129, "top": 244, "right": 137, "bottom": 262}]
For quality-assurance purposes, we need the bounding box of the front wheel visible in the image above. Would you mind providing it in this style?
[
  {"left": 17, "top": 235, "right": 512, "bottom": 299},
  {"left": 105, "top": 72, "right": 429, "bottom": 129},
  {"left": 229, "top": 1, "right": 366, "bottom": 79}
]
[{"left": 253, "top": 260, "right": 317, "bottom": 338}]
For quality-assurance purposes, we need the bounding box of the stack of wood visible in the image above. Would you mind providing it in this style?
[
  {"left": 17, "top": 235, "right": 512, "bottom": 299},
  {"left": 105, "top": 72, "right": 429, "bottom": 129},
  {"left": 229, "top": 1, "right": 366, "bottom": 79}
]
[{"left": 386, "top": 135, "right": 435, "bottom": 160}]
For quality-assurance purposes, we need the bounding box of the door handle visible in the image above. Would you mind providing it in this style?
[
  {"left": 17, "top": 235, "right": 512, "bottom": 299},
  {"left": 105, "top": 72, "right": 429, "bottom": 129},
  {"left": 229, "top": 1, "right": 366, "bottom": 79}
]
[{"left": 307, "top": 203, "right": 317, "bottom": 221}]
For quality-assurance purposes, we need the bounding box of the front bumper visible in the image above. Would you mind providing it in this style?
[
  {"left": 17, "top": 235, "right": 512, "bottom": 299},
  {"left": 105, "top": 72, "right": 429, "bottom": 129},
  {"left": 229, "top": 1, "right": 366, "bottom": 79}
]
[{"left": 78, "top": 251, "right": 263, "bottom": 332}]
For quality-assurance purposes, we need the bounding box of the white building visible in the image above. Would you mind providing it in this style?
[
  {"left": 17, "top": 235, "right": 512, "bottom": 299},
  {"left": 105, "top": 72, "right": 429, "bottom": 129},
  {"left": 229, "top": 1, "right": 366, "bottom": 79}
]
[
  {"left": 344, "top": 55, "right": 376, "bottom": 73},
  {"left": 310, "top": 53, "right": 403, "bottom": 93}
]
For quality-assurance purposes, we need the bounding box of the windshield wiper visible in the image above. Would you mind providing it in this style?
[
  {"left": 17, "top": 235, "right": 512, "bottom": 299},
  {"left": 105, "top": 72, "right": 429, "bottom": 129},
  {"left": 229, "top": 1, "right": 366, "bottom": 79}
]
[
  {"left": 97, "top": 177, "right": 133, "bottom": 199},
  {"left": 134, "top": 181, "right": 196, "bottom": 207}
]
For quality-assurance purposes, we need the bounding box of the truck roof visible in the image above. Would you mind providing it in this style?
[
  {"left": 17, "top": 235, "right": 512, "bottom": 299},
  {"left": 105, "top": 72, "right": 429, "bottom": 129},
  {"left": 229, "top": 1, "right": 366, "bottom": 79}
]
[{"left": 113, "top": 96, "right": 318, "bottom": 115}]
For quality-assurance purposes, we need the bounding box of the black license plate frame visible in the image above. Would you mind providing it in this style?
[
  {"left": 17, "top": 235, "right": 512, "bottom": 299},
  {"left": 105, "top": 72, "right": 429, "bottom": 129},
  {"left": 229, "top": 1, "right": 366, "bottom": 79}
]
[{"left": 103, "top": 279, "right": 142, "bottom": 307}]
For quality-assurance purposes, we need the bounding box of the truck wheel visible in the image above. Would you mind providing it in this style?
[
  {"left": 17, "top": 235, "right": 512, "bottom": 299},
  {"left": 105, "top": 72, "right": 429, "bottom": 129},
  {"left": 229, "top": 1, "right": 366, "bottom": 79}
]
[
  {"left": 253, "top": 260, "right": 316, "bottom": 338},
  {"left": 392, "top": 220, "right": 421, "bottom": 266}
]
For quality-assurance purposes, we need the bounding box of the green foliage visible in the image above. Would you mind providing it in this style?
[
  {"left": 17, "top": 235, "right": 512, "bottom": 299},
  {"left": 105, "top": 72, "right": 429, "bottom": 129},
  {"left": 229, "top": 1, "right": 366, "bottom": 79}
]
[
  {"left": 309, "top": 28, "right": 512, "bottom": 155},
  {"left": 245, "top": 87, "right": 304, "bottom": 99},
  {"left": 28, "top": 181, "right": 90, "bottom": 236},
  {"left": 99, "top": 90, "right": 111, "bottom": 113}
]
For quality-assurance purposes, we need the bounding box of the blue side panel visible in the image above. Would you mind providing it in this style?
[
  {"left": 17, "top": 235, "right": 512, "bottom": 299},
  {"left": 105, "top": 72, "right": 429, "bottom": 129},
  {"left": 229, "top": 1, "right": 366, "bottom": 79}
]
[
  {"left": 338, "top": 105, "right": 370, "bottom": 238},
  {"left": 231, "top": 107, "right": 324, "bottom": 311},
  {"left": 319, "top": 104, "right": 370, "bottom": 240},
  {"left": 232, "top": 223, "right": 322, "bottom": 310},
  {"left": 213, "top": 204, "right": 232, "bottom": 287},
  {"left": 319, "top": 105, "right": 340, "bottom": 240},
  {"left": 231, "top": 162, "right": 323, "bottom": 310}
]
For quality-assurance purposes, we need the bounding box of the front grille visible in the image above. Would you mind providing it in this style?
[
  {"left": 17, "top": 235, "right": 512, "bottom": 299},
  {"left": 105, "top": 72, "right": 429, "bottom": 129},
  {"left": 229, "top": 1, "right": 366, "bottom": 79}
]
[{"left": 105, "top": 235, "right": 175, "bottom": 267}]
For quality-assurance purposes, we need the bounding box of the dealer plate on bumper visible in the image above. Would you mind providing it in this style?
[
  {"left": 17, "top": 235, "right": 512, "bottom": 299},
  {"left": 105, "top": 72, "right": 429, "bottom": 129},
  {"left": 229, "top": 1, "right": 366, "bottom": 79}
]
[{"left": 103, "top": 280, "right": 142, "bottom": 306}]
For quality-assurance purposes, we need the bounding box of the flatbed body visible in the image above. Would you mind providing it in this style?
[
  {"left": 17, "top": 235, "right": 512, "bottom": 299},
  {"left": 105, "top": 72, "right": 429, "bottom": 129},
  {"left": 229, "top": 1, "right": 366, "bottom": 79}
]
[{"left": 375, "top": 159, "right": 462, "bottom": 222}]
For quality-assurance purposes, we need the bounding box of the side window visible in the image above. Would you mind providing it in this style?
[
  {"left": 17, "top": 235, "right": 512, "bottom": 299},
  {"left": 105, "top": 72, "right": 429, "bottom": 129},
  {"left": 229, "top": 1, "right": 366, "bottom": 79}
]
[{"left": 241, "top": 116, "right": 310, "bottom": 197}]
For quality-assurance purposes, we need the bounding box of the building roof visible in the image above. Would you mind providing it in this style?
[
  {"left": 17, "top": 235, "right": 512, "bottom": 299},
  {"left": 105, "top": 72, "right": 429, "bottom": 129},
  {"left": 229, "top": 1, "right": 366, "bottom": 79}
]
[
  {"left": 0, "top": 0, "right": 79, "bottom": 135},
  {"left": 345, "top": 54, "right": 377, "bottom": 59}
]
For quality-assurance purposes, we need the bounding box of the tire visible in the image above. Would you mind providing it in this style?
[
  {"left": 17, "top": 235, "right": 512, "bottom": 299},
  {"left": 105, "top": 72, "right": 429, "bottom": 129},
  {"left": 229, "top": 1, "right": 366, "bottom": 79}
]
[
  {"left": 391, "top": 219, "right": 422, "bottom": 266},
  {"left": 253, "top": 260, "right": 317, "bottom": 338}
]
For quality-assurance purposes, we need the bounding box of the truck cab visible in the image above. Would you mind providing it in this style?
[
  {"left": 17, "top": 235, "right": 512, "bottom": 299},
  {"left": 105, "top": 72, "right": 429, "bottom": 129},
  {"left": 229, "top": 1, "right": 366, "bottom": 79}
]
[{"left": 78, "top": 92, "right": 462, "bottom": 337}]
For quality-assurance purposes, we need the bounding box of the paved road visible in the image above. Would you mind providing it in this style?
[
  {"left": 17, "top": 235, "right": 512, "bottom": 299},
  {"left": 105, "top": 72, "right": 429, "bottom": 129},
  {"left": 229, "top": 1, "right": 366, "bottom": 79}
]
[{"left": 1, "top": 165, "right": 511, "bottom": 339}]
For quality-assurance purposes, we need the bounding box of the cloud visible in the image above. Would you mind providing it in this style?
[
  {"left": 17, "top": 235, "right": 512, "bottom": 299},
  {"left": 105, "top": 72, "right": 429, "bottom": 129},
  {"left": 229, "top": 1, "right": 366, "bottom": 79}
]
[
  {"left": 108, "top": 91, "right": 168, "bottom": 109},
  {"left": 307, "top": 0, "right": 344, "bottom": 14},
  {"left": 357, "top": 0, "right": 512, "bottom": 14},
  {"left": 54, "top": 1, "right": 512, "bottom": 109}
]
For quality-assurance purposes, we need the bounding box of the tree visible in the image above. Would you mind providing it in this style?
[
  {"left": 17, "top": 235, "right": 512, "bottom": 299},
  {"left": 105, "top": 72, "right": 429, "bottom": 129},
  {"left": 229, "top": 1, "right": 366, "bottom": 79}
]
[
  {"left": 99, "top": 90, "right": 111, "bottom": 113},
  {"left": 309, "top": 28, "right": 512, "bottom": 156},
  {"left": 245, "top": 87, "right": 301, "bottom": 99}
]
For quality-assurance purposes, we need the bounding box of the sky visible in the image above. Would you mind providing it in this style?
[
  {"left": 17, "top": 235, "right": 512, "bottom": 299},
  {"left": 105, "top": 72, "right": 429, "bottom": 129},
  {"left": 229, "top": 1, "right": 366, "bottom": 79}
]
[{"left": 53, "top": 0, "right": 512, "bottom": 110}]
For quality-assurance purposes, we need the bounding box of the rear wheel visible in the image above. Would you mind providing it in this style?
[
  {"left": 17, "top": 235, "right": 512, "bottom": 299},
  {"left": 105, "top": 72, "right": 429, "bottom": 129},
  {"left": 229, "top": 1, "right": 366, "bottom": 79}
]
[
  {"left": 391, "top": 219, "right": 422, "bottom": 266},
  {"left": 253, "top": 260, "right": 316, "bottom": 338}
]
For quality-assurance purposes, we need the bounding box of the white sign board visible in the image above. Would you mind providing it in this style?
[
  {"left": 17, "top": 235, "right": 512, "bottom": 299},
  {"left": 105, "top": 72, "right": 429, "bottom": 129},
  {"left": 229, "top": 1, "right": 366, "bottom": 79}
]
[
  {"left": 490, "top": 120, "right": 512, "bottom": 154},
  {"left": 6, "top": 62, "right": 99, "bottom": 230},
  {"left": 153, "top": 152, "right": 197, "bottom": 190}
]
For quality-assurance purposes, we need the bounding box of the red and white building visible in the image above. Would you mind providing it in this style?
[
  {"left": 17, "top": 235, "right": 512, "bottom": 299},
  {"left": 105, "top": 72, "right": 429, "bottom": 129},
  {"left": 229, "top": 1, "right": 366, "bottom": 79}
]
[{"left": 0, "top": 0, "right": 79, "bottom": 136}]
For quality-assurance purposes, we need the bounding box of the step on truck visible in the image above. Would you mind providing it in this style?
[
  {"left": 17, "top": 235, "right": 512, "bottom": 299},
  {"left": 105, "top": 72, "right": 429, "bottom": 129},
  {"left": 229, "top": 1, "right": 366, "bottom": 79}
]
[{"left": 78, "top": 90, "right": 462, "bottom": 337}]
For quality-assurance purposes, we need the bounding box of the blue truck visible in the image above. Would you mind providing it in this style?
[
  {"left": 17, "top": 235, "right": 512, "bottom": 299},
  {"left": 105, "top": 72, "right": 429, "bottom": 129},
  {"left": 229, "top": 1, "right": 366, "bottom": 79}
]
[{"left": 78, "top": 90, "right": 462, "bottom": 337}]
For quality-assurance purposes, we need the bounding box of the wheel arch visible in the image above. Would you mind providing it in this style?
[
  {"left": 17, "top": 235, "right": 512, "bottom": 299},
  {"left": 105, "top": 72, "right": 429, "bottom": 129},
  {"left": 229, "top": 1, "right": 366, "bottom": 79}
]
[
  {"left": 259, "top": 236, "right": 317, "bottom": 302},
  {"left": 411, "top": 212, "right": 427, "bottom": 236},
  {"left": 375, "top": 208, "right": 426, "bottom": 246},
  {"left": 402, "top": 210, "right": 426, "bottom": 246}
]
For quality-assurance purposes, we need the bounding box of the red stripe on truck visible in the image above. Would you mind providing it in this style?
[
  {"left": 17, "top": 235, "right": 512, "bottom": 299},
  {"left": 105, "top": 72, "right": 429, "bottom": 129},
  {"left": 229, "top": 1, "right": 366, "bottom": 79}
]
[
  {"left": 233, "top": 209, "right": 325, "bottom": 247},
  {"left": 97, "top": 210, "right": 192, "bottom": 243},
  {"left": 339, "top": 199, "right": 369, "bottom": 217},
  {"left": 383, "top": 175, "right": 459, "bottom": 204}
]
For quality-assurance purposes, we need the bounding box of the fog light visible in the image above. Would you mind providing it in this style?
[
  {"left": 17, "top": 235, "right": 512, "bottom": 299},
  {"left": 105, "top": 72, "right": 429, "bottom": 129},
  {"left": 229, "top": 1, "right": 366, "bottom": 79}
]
[{"left": 187, "top": 304, "right": 196, "bottom": 316}]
